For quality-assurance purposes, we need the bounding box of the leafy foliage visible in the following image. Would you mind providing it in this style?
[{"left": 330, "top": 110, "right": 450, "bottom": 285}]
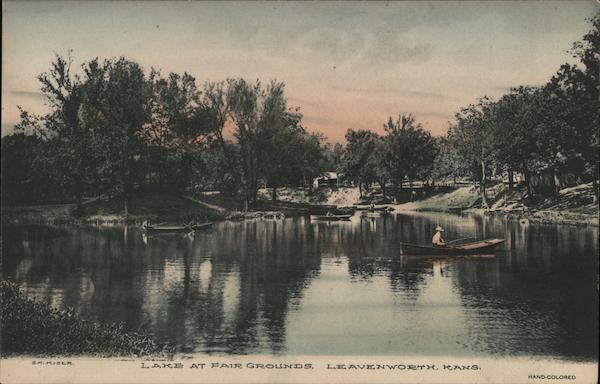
[
  {"left": 438, "top": 13, "right": 599, "bottom": 199},
  {"left": 0, "top": 281, "right": 162, "bottom": 356}
]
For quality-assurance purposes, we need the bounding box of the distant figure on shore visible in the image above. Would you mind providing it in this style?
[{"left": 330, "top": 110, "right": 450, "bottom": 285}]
[{"left": 432, "top": 225, "right": 446, "bottom": 247}]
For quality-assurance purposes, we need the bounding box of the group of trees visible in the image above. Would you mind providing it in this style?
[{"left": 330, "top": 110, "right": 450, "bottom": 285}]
[
  {"left": 337, "top": 14, "right": 599, "bottom": 203},
  {"left": 2, "top": 15, "right": 597, "bottom": 209},
  {"left": 340, "top": 113, "right": 437, "bottom": 200},
  {"left": 2, "top": 55, "right": 327, "bottom": 209},
  {"left": 441, "top": 14, "right": 599, "bottom": 203}
]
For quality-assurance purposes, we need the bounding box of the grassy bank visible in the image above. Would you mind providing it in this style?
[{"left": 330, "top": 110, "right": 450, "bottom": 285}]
[
  {"left": 394, "top": 186, "right": 481, "bottom": 213},
  {"left": 395, "top": 183, "right": 599, "bottom": 226},
  {"left": 0, "top": 281, "right": 165, "bottom": 357},
  {"left": 2, "top": 192, "right": 228, "bottom": 225}
]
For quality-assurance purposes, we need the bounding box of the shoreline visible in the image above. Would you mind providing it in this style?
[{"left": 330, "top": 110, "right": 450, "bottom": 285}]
[
  {"left": 392, "top": 206, "right": 599, "bottom": 227},
  {"left": 3, "top": 204, "right": 597, "bottom": 228},
  {"left": 392, "top": 183, "right": 599, "bottom": 227},
  {"left": 2, "top": 183, "right": 598, "bottom": 228}
]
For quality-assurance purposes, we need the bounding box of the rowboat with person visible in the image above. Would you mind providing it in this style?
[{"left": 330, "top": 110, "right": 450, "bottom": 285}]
[{"left": 399, "top": 225, "right": 505, "bottom": 256}]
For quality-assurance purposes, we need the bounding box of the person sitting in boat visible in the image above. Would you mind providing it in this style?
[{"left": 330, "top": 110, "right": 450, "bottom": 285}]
[
  {"left": 326, "top": 211, "right": 333, "bottom": 217},
  {"left": 432, "top": 225, "right": 446, "bottom": 247}
]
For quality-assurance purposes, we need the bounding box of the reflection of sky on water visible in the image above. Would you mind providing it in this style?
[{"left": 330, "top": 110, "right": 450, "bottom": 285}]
[
  {"left": 286, "top": 257, "right": 470, "bottom": 355},
  {"left": 2, "top": 213, "right": 598, "bottom": 360}
]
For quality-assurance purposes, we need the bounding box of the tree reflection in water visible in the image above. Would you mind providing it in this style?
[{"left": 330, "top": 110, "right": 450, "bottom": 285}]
[{"left": 2, "top": 214, "right": 598, "bottom": 359}]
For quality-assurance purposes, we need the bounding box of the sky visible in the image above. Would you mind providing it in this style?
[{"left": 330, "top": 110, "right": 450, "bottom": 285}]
[{"left": 2, "top": 1, "right": 599, "bottom": 143}]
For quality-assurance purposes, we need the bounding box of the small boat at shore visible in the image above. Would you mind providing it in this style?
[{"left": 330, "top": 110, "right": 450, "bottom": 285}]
[
  {"left": 191, "top": 222, "right": 213, "bottom": 230},
  {"left": 399, "top": 239, "right": 505, "bottom": 255},
  {"left": 142, "top": 221, "right": 193, "bottom": 233},
  {"left": 355, "top": 205, "right": 394, "bottom": 212},
  {"left": 310, "top": 214, "right": 352, "bottom": 221}
]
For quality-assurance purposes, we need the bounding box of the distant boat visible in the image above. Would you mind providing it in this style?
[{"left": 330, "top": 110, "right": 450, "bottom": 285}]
[
  {"left": 310, "top": 214, "right": 352, "bottom": 221},
  {"left": 356, "top": 205, "right": 394, "bottom": 212},
  {"left": 142, "top": 221, "right": 193, "bottom": 233},
  {"left": 191, "top": 222, "right": 213, "bottom": 230},
  {"left": 399, "top": 239, "right": 505, "bottom": 255}
]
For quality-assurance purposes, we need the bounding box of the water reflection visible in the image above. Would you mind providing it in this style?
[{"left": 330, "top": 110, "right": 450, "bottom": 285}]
[{"left": 2, "top": 212, "right": 598, "bottom": 360}]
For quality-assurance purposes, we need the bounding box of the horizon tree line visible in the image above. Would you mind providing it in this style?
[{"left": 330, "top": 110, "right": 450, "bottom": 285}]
[
  {"left": 2, "top": 14, "right": 598, "bottom": 209},
  {"left": 2, "top": 55, "right": 326, "bottom": 211},
  {"left": 339, "top": 14, "right": 598, "bottom": 204}
]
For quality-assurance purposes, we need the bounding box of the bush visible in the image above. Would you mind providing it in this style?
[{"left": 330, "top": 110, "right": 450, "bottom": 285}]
[{"left": 0, "top": 280, "right": 163, "bottom": 357}]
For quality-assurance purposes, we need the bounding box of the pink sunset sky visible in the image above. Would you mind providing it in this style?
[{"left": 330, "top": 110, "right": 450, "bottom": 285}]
[{"left": 2, "top": 1, "right": 598, "bottom": 143}]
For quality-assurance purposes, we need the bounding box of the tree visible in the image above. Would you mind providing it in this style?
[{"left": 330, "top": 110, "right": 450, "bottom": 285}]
[
  {"left": 15, "top": 53, "right": 97, "bottom": 212},
  {"left": 226, "top": 79, "right": 308, "bottom": 206},
  {"left": 257, "top": 81, "right": 307, "bottom": 201},
  {"left": 448, "top": 100, "right": 497, "bottom": 206},
  {"left": 78, "top": 58, "right": 152, "bottom": 215},
  {"left": 201, "top": 80, "right": 240, "bottom": 194},
  {"left": 431, "top": 136, "right": 464, "bottom": 185},
  {"left": 227, "top": 79, "right": 261, "bottom": 208},
  {"left": 320, "top": 142, "right": 344, "bottom": 174},
  {"left": 380, "top": 113, "right": 437, "bottom": 201},
  {"left": 491, "top": 87, "right": 546, "bottom": 196},
  {"left": 1, "top": 134, "right": 51, "bottom": 204},
  {"left": 549, "top": 13, "right": 599, "bottom": 198},
  {"left": 150, "top": 71, "right": 210, "bottom": 192},
  {"left": 341, "top": 129, "right": 379, "bottom": 197}
]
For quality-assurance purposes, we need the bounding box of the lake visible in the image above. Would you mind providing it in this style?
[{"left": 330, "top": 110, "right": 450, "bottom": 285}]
[{"left": 2, "top": 212, "right": 598, "bottom": 360}]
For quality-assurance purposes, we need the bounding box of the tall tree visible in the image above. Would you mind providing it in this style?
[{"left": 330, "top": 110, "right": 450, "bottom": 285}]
[
  {"left": 15, "top": 54, "right": 94, "bottom": 211},
  {"left": 448, "top": 100, "right": 497, "bottom": 206},
  {"left": 151, "top": 72, "right": 209, "bottom": 191},
  {"left": 341, "top": 129, "right": 379, "bottom": 197},
  {"left": 80, "top": 58, "right": 152, "bottom": 215},
  {"left": 380, "top": 113, "right": 437, "bottom": 201}
]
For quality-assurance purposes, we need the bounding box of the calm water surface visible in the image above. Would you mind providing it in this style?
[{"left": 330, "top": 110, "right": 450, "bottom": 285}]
[{"left": 3, "top": 212, "right": 598, "bottom": 360}]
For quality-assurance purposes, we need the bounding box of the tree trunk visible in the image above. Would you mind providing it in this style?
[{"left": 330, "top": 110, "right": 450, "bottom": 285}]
[
  {"left": 593, "top": 161, "right": 599, "bottom": 204},
  {"left": 398, "top": 180, "right": 403, "bottom": 203},
  {"left": 75, "top": 193, "right": 84, "bottom": 217},
  {"left": 480, "top": 160, "right": 487, "bottom": 208},
  {"left": 272, "top": 185, "right": 277, "bottom": 202},
  {"left": 552, "top": 168, "right": 561, "bottom": 195},
  {"left": 523, "top": 163, "right": 533, "bottom": 199},
  {"left": 124, "top": 165, "right": 131, "bottom": 218},
  {"left": 508, "top": 170, "right": 514, "bottom": 190}
]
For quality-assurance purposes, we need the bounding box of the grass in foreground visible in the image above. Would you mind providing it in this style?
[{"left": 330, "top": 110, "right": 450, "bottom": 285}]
[{"left": 0, "top": 280, "right": 163, "bottom": 357}]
